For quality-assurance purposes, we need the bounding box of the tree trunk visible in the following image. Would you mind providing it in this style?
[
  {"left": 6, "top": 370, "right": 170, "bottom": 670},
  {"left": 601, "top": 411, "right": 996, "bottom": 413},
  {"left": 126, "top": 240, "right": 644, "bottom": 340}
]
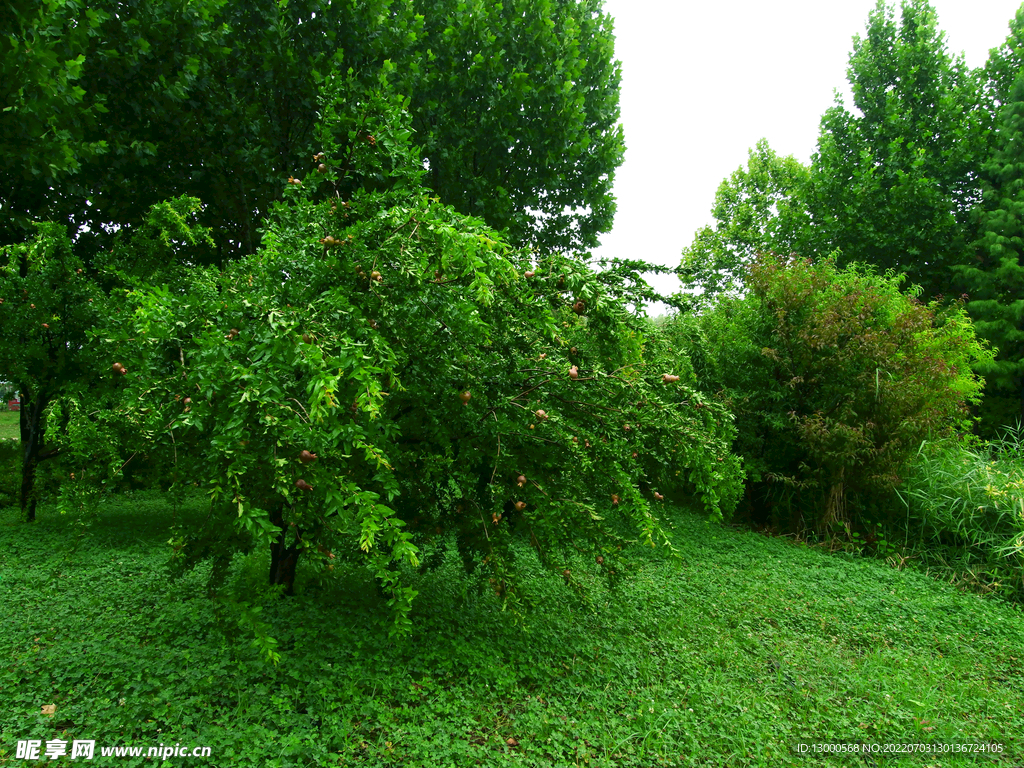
[
  {"left": 19, "top": 390, "right": 47, "bottom": 523},
  {"left": 268, "top": 505, "right": 300, "bottom": 595}
]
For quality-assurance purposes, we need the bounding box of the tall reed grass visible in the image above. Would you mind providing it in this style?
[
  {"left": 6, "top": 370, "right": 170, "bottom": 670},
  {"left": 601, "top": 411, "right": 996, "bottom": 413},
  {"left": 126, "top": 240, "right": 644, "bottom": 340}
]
[{"left": 897, "top": 425, "right": 1024, "bottom": 600}]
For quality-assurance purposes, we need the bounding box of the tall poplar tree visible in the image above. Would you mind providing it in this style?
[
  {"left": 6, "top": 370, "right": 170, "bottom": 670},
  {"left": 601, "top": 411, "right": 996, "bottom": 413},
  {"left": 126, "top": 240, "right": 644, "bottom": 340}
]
[
  {"left": 406, "top": 0, "right": 624, "bottom": 254},
  {"left": 807, "top": 0, "right": 987, "bottom": 299},
  {"left": 2, "top": 0, "right": 624, "bottom": 261}
]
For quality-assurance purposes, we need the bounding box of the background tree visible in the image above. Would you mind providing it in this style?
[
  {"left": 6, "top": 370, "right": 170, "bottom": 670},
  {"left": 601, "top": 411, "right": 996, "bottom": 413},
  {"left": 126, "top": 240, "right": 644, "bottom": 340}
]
[
  {"left": 678, "top": 139, "right": 811, "bottom": 309},
  {"left": 806, "top": 0, "right": 988, "bottom": 299},
  {"left": 2, "top": 0, "right": 624, "bottom": 263},
  {"left": 0, "top": 196, "right": 212, "bottom": 522},
  {"left": 1, "top": 0, "right": 112, "bottom": 224},
  {"left": 958, "top": 68, "right": 1024, "bottom": 430},
  {"left": 0, "top": 225, "right": 102, "bottom": 521},
  {"left": 1, "top": 0, "right": 231, "bottom": 256},
  {"left": 984, "top": 3, "right": 1024, "bottom": 109},
  {"left": 404, "top": 0, "right": 624, "bottom": 253}
]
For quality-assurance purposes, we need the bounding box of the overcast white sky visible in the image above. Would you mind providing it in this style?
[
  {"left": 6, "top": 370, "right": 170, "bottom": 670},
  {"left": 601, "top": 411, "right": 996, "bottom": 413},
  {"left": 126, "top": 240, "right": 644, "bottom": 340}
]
[{"left": 592, "top": 0, "right": 1024, "bottom": 306}]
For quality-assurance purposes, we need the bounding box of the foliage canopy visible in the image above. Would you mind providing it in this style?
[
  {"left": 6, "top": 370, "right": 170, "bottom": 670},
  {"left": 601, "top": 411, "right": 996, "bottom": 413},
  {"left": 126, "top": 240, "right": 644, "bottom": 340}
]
[
  {"left": 2, "top": 0, "right": 624, "bottom": 260},
  {"left": 679, "top": 139, "right": 811, "bottom": 309},
  {"left": 959, "top": 67, "right": 1024, "bottom": 429},
  {"left": 806, "top": 0, "right": 987, "bottom": 299}
]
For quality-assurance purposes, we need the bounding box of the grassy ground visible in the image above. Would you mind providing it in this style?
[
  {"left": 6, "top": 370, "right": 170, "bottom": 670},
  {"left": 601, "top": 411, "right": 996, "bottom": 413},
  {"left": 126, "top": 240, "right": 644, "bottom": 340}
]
[
  {"left": 0, "top": 413, "right": 19, "bottom": 508},
  {"left": 0, "top": 411, "right": 18, "bottom": 441},
  {"left": 0, "top": 493, "right": 1021, "bottom": 767}
]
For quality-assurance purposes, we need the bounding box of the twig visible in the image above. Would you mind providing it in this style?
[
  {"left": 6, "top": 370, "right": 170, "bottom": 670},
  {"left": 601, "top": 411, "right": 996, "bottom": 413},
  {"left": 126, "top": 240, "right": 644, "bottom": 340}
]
[
  {"left": 497, "top": 431, "right": 563, "bottom": 446},
  {"left": 419, "top": 298, "right": 450, "bottom": 331},
  {"left": 116, "top": 453, "right": 138, "bottom": 475},
  {"left": 489, "top": 413, "right": 502, "bottom": 485},
  {"left": 552, "top": 395, "right": 622, "bottom": 413},
  {"left": 510, "top": 380, "right": 550, "bottom": 402},
  {"left": 287, "top": 398, "right": 312, "bottom": 423}
]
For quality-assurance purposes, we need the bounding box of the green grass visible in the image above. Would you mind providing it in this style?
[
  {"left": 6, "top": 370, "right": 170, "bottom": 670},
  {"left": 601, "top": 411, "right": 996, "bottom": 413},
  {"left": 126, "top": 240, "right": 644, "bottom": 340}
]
[
  {"left": 0, "top": 493, "right": 1021, "bottom": 767},
  {"left": 0, "top": 411, "right": 18, "bottom": 441},
  {"left": 0, "top": 416, "right": 19, "bottom": 508}
]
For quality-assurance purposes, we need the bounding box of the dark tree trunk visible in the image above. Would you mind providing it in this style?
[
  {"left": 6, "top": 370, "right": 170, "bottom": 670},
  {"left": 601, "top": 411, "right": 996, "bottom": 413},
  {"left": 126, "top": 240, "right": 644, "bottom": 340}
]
[
  {"left": 19, "top": 390, "right": 47, "bottom": 523},
  {"left": 268, "top": 505, "right": 300, "bottom": 595}
]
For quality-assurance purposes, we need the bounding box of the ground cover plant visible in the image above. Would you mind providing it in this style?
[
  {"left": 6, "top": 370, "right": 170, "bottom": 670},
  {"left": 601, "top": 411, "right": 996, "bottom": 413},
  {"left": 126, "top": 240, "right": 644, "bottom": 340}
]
[{"left": 0, "top": 493, "right": 1021, "bottom": 768}]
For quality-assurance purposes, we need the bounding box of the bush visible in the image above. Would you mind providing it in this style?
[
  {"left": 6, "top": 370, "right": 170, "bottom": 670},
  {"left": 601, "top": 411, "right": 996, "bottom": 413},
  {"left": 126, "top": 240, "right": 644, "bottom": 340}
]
[
  {"left": 60, "top": 74, "right": 743, "bottom": 645},
  {"left": 898, "top": 429, "right": 1024, "bottom": 600},
  {"left": 668, "top": 254, "right": 991, "bottom": 534}
]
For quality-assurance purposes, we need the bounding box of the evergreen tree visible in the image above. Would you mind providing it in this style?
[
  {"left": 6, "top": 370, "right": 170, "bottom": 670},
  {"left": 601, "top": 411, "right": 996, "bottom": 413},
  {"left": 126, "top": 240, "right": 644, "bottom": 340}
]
[{"left": 960, "top": 68, "right": 1024, "bottom": 427}]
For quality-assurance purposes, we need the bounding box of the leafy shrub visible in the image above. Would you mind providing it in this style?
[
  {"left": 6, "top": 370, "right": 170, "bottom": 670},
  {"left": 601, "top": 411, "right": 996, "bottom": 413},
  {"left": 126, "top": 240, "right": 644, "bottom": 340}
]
[
  {"left": 899, "top": 429, "right": 1024, "bottom": 599},
  {"left": 668, "top": 254, "right": 991, "bottom": 534},
  {"left": 59, "top": 72, "right": 743, "bottom": 644}
]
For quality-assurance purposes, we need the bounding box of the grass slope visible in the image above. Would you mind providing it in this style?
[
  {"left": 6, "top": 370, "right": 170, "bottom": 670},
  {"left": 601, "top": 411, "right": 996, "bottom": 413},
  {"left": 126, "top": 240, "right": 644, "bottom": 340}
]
[
  {"left": 0, "top": 411, "right": 18, "bottom": 441},
  {"left": 0, "top": 494, "right": 1021, "bottom": 767}
]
